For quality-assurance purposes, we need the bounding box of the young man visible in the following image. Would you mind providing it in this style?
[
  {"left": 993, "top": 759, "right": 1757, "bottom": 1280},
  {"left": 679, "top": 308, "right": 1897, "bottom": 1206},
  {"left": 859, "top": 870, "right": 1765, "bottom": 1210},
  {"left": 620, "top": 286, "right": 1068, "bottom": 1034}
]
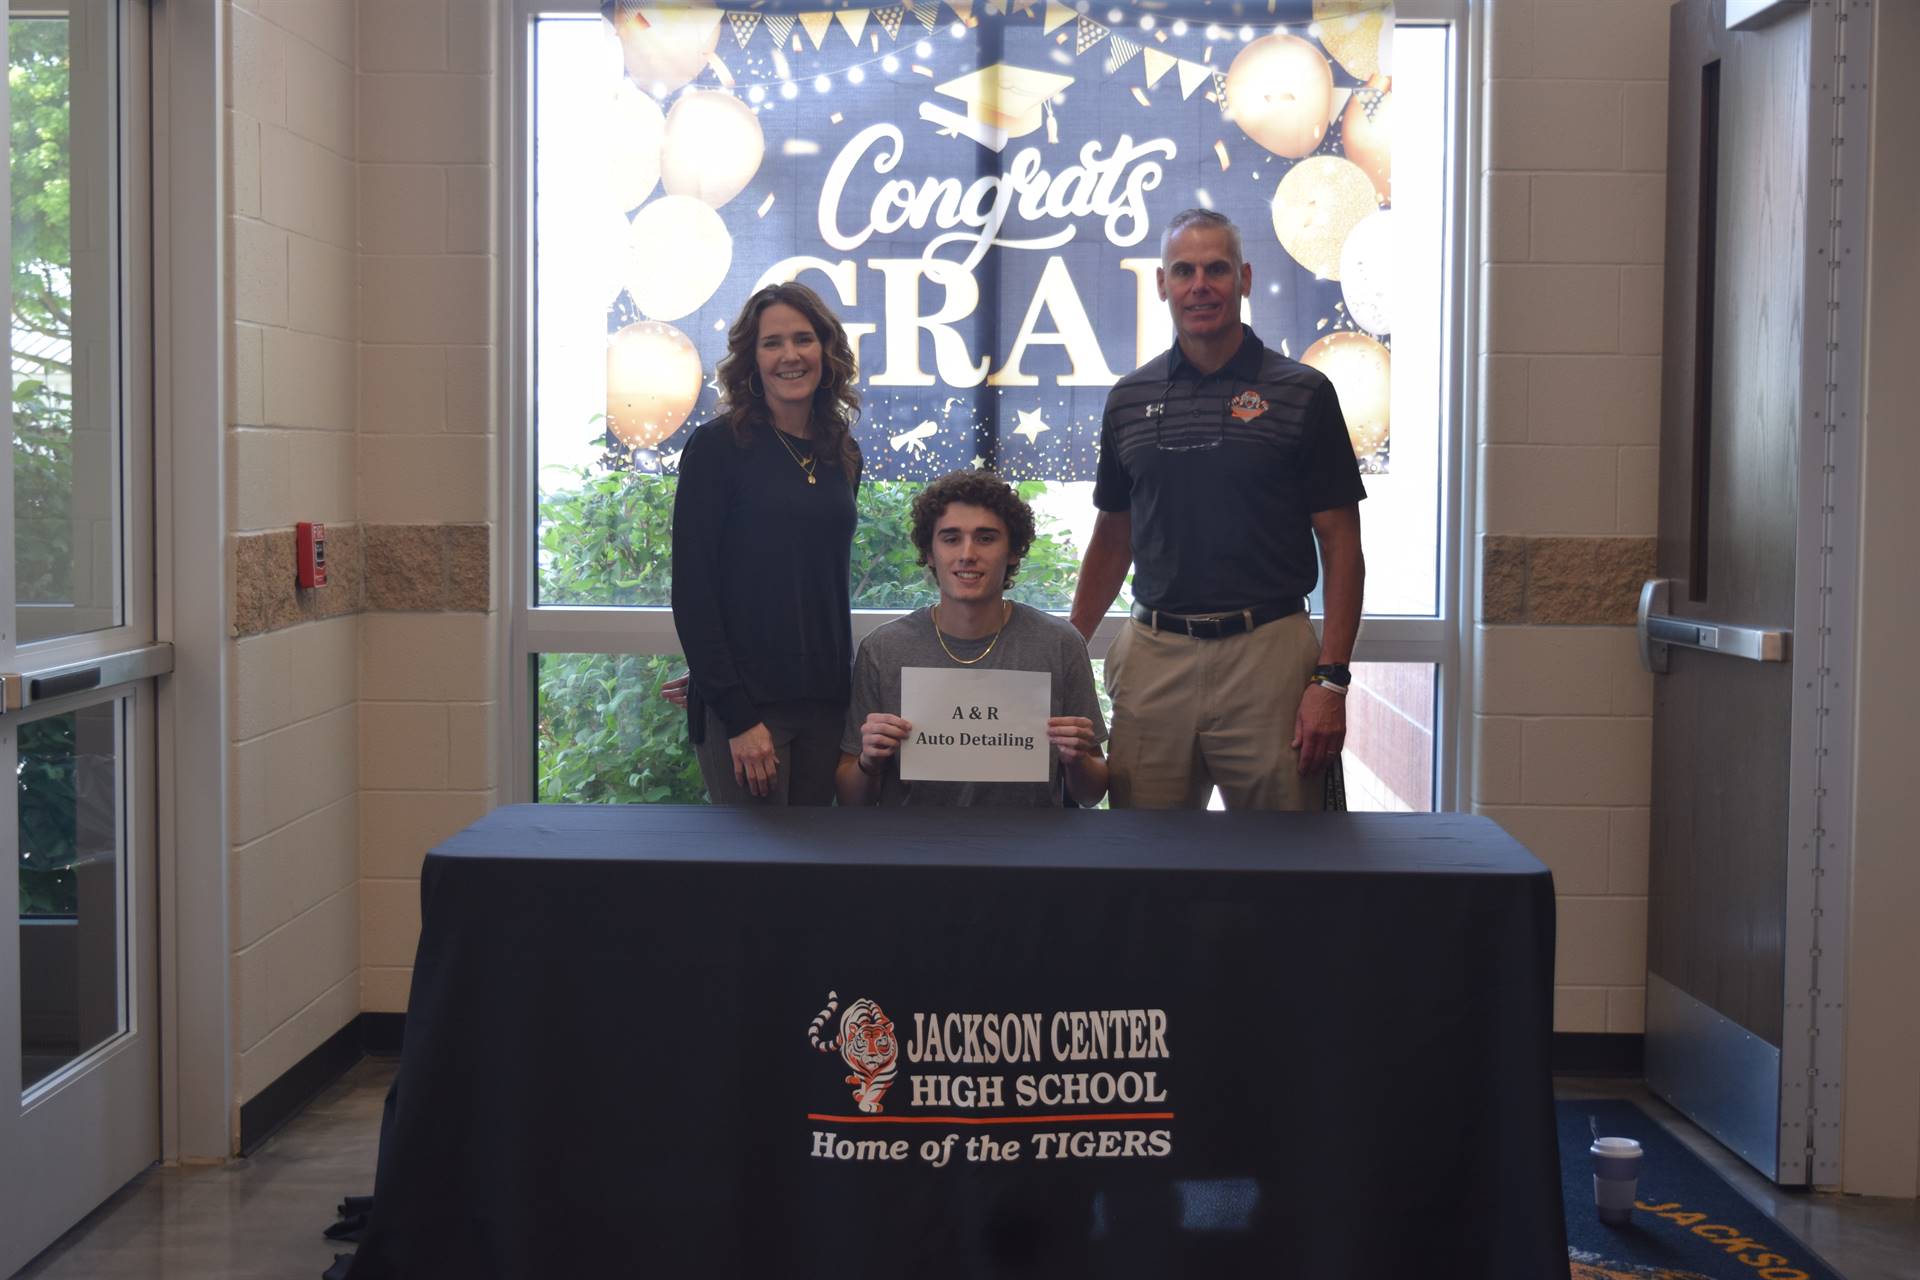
[
  {"left": 836, "top": 471, "right": 1108, "bottom": 808},
  {"left": 1069, "top": 208, "right": 1367, "bottom": 811}
]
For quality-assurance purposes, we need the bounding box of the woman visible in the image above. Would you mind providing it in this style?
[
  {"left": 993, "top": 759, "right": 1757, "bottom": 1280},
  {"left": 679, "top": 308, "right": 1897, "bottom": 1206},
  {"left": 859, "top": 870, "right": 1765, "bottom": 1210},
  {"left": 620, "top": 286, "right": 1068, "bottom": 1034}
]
[{"left": 669, "top": 282, "right": 863, "bottom": 805}]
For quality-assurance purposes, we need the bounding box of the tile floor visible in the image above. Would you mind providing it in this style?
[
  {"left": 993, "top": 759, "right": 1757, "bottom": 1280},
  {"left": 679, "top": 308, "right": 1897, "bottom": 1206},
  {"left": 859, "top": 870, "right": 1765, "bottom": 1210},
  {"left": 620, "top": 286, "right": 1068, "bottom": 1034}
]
[
  {"left": 15, "top": 1058, "right": 389, "bottom": 1280},
  {"left": 13, "top": 1061, "right": 1920, "bottom": 1279}
]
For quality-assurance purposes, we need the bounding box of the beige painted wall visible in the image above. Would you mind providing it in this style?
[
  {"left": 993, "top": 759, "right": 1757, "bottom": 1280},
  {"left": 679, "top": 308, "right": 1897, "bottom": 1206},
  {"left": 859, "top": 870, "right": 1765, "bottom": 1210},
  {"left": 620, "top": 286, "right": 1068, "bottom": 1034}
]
[
  {"left": 353, "top": 0, "right": 501, "bottom": 1016},
  {"left": 221, "top": 0, "right": 500, "bottom": 1119},
  {"left": 1475, "top": 0, "right": 1670, "bottom": 1036},
  {"left": 1842, "top": 0, "right": 1920, "bottom": 1200},
  {"left": 225, "top": 0, "right": 361, "bottom": 1110}
]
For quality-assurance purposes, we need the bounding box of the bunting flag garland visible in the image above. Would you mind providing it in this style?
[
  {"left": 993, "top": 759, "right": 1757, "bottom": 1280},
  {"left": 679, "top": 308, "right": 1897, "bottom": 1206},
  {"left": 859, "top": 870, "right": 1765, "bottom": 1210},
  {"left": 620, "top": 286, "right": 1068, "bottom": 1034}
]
[
  {"left": 835, "top": 9, "right": 870, "bottom": 43},
  {"left": 873, "top": 5, "right": 905, "bottom": 38},
  {"left": 1210, "top": 69, "right": 1229, "bottom": 104},
  {"left": 1041, "top": 1, "right": 1074, "bottom": 35},
  {"left": 1074, "top": 15, "right": 1109, "bottom": 56},
  {"left": 1104, "top": 34, "right": 1141, "bottom": 74},
  {"left": 907, "top": 0, "right": 941, "bottom": 31},
  {"left": 948, "top": 0, "right": 975, "bottom": 24},
  {"left": 798, "top": 10, "right": 835, "bottom": 48},
  {"left": 762, "top": 13, "right": 795, "bottom": 46},
  {"left": 1011, "top": 0, "right": 1041, "bottom": 15},
  {"left": 1175, "top": 57, "right": 1211, "bottom": 99},
  {"left": 1142, "top": 47, "right": 1175, "bottom": 86},
  {"left": 725, "top": 10, "right": 759, "bottom": 48}
]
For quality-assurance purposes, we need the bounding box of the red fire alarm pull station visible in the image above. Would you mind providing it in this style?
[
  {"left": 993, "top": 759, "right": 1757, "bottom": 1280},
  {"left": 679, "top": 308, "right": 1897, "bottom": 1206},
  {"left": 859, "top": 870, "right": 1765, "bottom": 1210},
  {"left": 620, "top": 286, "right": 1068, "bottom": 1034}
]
[{"left": 296, "top": 522, "right": 328, "bottom": 588}]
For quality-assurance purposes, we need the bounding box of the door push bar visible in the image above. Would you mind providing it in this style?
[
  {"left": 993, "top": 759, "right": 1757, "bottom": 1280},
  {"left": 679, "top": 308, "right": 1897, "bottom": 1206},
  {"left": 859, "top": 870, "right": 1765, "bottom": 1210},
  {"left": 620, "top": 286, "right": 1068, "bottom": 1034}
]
[
  {"left": 1637, "top": 580, "right": 1791, "bottom": 673},
  {"left": 0, "top": 643, "right": 175, "bottom": 714}
]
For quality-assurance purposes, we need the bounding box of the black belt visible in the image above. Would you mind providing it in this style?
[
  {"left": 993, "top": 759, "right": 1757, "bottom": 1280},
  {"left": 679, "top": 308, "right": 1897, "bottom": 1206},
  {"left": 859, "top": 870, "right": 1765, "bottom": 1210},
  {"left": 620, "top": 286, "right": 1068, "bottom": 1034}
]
[{"left": 1130, "top": 598, "right": 1305, "bottom": 639}]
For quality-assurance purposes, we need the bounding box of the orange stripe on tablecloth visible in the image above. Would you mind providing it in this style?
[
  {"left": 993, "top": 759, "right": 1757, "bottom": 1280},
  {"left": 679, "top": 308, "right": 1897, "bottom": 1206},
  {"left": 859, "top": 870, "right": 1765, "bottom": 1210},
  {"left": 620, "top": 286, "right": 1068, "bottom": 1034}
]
[{"left": 805, "top": 1112, "right": 1174, "bottom": 1126}]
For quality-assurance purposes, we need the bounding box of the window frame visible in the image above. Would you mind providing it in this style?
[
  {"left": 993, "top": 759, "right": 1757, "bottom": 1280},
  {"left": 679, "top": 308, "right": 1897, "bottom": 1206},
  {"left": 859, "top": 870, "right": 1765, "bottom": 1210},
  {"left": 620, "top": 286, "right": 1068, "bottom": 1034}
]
[{"left": 499, "top": 0, "right": 1476, "bottom": 809}]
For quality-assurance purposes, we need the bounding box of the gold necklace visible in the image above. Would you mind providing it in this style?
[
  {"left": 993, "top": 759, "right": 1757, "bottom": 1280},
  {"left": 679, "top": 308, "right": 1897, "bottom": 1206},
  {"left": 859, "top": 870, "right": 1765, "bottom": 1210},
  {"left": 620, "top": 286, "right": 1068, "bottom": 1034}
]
[
  {"left": 932, "top": 601, "right": 1011, "bottom": 666},
  {"left": 771, "top": 424, "right": 817, "bottom": 485}
]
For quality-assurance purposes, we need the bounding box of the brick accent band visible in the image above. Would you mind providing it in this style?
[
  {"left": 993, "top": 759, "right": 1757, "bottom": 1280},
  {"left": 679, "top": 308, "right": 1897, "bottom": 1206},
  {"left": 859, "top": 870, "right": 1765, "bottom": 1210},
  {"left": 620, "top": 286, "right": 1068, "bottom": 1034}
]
[
  {"left": 1480, "top": 535, "right": 1656, "bottom": 626},
  {"left": 231, "top": 523, "right": 490, "bottom": 638}
]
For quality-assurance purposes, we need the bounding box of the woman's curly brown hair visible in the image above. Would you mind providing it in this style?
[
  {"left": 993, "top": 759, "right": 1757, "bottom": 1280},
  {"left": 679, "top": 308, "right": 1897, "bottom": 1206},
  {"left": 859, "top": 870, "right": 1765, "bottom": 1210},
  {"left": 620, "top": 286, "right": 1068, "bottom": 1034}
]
[
  {"left": 715, "top": 281, "right": 862, "bottom": 473},
  {"left": 909, "top": 471, "right": 1038, "bottom": 589}
]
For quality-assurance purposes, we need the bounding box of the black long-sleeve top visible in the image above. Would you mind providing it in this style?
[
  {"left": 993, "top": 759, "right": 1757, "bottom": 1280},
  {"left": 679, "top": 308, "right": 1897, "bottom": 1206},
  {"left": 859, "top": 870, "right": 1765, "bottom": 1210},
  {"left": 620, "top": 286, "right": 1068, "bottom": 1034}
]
[{"left": 670, "top": 416, "right": 860, "bottom": 739}]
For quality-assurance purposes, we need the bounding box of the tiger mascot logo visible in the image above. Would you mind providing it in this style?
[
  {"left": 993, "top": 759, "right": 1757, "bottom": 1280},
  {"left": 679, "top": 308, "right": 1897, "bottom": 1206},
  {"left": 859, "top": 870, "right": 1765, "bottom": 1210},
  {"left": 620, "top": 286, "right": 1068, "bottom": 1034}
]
[{"left": 807, "top": 990, "right": 899, "bottom": 1114}]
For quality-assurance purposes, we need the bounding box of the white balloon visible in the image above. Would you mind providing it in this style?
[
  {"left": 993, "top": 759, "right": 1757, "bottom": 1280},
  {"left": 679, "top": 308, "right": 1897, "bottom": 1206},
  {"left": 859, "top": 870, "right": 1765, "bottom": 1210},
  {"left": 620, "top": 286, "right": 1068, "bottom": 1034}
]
[
  {"left": 610, "top": 6, "right": 722, "bottom": 99},
  {"left": 624, "top": 195, "right": 733, "bottom": 321},
  {"left": 660, "top": 90, "right": 765, "bottom": 209},
  {"left": 1340, "top": 210, "right": 1393, "bottom": 336},
  {"left": 606, "top": 81, "right": 667, "bottom": 213}
]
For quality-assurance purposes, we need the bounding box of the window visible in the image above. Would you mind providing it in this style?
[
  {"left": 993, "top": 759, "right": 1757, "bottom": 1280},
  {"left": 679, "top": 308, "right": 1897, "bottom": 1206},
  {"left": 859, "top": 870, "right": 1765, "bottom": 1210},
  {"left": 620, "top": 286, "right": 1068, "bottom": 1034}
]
[{"left": 510, "top": 1, "right": 1466, "bottom": 808}]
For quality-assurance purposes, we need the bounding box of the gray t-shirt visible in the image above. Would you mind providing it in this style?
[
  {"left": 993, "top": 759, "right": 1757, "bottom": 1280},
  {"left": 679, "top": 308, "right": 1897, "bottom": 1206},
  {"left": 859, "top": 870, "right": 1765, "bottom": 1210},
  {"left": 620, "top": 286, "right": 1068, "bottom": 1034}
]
[{"left": 841, "top": 603, "right": 1107, "bottom": 807}]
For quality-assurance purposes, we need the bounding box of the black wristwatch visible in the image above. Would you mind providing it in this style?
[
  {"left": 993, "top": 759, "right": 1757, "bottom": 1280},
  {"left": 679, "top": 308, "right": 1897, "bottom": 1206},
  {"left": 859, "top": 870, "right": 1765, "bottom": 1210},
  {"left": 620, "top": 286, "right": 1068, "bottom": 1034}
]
[{"left": 1311, "top": 663, "right": 1353, "bottom": 689}]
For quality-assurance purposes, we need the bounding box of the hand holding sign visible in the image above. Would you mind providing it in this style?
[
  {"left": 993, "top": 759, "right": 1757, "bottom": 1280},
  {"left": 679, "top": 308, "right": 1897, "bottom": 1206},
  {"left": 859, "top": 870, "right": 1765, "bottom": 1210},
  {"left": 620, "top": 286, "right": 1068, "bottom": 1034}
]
[
  {"left": 856, "top": 713, "right": 913, "bottom": 776},
  {"left": 1046, "top": 716, "right": 1101, "bottom": 768}
]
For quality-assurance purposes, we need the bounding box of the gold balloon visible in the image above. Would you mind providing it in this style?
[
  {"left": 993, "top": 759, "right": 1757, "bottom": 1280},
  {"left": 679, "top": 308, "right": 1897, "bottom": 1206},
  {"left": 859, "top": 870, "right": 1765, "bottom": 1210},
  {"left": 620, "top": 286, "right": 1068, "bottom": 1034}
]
[
  {"left": 606, "top": 321, "right": 703, "bottom": 449},
  {"left": 607, "top": 80, "right": 666, "bottom": 213},
  {"left": 1342, "top": 74, "right": 1392, "bottom": 204},
  {"left": 660, "top": 90, "right": 765, "bottom": 209},
  {"left": 1302, "top": 332, "right": 1391, "bottom": 459},
  {"left": 624, "top": 194, "right": 734, "bottom": 321},
  {"left": 1270, "top": 155, "right": 1381, "bottom": 280},
  {"left": 610, "top": 6, "right": 722, "bottom": 99},
  {"left": 1224, "top": 35, "right": 1334, "bottom": 160},
  {"left": 1313, "top": 0, "right": 1389, "bottom": 81}
]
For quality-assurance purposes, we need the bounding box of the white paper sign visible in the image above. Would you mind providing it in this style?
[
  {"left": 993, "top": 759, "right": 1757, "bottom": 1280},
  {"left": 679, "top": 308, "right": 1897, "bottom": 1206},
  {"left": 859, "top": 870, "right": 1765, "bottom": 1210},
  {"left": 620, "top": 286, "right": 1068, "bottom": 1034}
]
[{"left": 898, "top": 666, "right": 1051, "bottom": 783}]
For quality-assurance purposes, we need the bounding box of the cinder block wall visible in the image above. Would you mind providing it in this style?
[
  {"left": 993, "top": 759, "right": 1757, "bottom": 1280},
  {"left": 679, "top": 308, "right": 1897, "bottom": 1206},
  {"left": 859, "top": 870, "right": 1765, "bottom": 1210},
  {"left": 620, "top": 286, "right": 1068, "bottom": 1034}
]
[
  {"left": 1474, "top": 0, "right": 1672, "bottom": 1035},
  {"left": 222, "top": 0, "right": 499, "bottom": 1125},
  {"left": 226, "top": 0, "right": 362, "bottom": 1110},
  {"left": 353, "top": 0, "right": 500, "bottom": 1016}
]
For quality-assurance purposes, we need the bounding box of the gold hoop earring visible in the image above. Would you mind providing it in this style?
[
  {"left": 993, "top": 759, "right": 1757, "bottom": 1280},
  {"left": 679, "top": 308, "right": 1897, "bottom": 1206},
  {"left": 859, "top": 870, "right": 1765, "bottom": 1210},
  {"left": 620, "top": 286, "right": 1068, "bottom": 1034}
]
[{"left": 747, "top": 371, "right": 765, "bottom": 399}]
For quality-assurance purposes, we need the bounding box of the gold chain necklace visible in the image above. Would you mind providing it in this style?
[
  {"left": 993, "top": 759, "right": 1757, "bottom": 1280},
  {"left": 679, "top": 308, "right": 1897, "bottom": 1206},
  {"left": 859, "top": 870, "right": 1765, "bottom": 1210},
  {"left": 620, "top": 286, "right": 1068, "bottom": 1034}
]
[
  {"left": 771, "top": 424, "right": 817, "bottom": 485},
  {"left": 932, "top": 601, "right": 1011, "bottom": 666}
]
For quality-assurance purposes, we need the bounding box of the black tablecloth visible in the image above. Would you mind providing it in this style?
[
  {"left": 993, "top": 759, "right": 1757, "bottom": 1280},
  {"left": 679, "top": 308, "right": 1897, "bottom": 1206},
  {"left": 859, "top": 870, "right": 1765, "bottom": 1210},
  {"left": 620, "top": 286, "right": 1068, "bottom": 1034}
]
[{"left": 347, "top": 805, "right": 1568, "bottom": 1279}]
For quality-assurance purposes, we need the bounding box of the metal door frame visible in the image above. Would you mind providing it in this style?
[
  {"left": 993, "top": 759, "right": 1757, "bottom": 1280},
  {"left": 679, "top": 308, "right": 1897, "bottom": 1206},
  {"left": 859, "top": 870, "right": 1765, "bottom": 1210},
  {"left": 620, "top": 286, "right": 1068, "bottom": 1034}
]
[
  {"left": 1778, "top": 0, "right": 1870, "bottom": 1188},
  {"left": 0, "top": 0, "right": 179, "bottom": 1267}
]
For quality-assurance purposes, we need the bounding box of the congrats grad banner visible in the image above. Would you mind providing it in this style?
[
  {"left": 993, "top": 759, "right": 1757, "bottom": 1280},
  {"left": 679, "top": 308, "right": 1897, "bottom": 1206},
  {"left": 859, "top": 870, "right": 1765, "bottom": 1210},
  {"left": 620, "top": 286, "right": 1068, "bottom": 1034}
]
[{"left": 549, "top": 0, "right": 1394, "bottom": 482}]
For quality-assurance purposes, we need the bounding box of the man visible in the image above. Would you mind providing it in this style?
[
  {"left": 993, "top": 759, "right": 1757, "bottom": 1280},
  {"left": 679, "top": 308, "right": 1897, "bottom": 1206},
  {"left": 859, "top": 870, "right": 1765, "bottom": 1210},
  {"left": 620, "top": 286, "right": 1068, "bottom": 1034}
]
[
  {"left": 837, "top": 471, "right": 1107, "bottom": 807},
  {"left": 1068, "top": 208, "right": 1366, "bottom": 811}
]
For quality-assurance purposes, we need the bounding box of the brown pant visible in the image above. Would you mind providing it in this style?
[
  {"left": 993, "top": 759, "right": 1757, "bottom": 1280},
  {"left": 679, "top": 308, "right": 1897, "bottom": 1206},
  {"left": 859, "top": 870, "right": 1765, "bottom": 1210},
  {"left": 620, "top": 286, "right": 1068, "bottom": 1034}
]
[
  {"left": 693, "top": 699, "right": 845, "bottom": 806},
  {"left": 1104, "top": 611, "right": 1322, "bottom": 811}
]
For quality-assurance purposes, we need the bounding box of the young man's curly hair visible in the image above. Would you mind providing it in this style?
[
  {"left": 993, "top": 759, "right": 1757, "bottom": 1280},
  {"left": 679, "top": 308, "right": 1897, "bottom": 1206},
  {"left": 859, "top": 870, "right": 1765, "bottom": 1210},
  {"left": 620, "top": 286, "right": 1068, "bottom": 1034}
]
[{"left": 910, "top": 471, "right": 1038, "bottom": 589}]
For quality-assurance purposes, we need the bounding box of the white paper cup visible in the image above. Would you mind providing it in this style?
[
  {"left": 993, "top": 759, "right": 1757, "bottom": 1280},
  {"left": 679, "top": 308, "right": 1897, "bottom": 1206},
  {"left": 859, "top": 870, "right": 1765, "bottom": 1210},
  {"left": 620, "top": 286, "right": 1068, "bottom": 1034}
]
[{"left": 1590, "top": 1136, "right": 1643, "bottom": 1225}]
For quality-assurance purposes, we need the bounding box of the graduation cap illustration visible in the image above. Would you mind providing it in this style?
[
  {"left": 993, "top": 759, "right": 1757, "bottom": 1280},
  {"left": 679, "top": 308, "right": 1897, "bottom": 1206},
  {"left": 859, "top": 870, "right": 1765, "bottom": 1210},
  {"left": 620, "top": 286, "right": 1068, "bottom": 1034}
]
[{"left": 919, "top": 62, "right": 1075, "bottom": 151}]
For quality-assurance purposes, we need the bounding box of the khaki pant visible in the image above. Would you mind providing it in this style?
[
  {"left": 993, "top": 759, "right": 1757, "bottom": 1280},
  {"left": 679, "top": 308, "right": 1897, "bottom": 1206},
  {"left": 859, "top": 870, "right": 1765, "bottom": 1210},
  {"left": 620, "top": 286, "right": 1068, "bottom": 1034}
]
[{"left": 1104, "top": 611, "right": 1322, "bottom": 811}]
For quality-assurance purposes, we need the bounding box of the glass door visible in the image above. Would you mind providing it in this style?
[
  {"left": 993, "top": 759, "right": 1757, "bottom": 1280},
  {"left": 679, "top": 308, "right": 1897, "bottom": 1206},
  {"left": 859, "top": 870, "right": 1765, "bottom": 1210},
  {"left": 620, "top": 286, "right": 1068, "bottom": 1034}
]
[{"left": 1, "top": 3, "right": 170, "bottom": 1271}]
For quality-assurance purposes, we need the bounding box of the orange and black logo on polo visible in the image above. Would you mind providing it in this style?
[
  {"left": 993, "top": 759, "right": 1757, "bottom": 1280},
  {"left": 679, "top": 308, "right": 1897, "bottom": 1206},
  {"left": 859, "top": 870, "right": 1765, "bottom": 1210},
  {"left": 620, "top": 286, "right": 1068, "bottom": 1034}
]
[{"left": 1228, "top": 390, "right": 1269, "bottom": 422}]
